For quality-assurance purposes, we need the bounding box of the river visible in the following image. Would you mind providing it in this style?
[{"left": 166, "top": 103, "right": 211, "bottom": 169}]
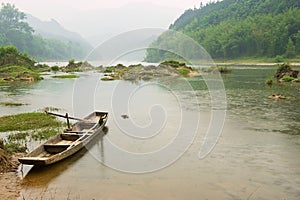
[{"left": 0, "top": 65, "right": 300, "bottom": 199}]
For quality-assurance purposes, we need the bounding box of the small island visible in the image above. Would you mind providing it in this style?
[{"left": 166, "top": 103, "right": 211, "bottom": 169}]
[{"left": 100, "top": 60, "right": 200, "bottom": 81}]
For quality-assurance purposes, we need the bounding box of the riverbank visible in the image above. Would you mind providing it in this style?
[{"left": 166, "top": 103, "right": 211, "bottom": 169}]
[
  {"left": 0, "top": 150, "right": 24, "bottom": 200},
  {"left": 214, "top": 62, "right": 300, "bottom": 67}
]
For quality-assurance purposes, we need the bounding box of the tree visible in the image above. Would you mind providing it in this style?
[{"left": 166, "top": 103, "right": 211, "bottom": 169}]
[
  {"left": 285, "top": 38, "right": 296, "bottom": 58},
  {"left": 0, "top": 3, "right": 33, "bottom": 35}
]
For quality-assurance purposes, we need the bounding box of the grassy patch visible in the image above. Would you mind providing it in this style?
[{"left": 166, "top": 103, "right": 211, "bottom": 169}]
[
  {"left": 31, "top": 129, "right": 57, "bottom": 140},
  {"left": 201, "top": 66, "right": 232, "bottom": 74},
  {"left": 176, "top": 67, "right": 190, "bottom": 77},
  {"left": 3, "top": 142, "right": 27, "bottom": 154},
  {"left": 0, "top": 112, "right": 63, "bottom": 132},
  {"left": 281, "top": 75, "right": 295, "bottom": 82},
  {"left": 0, "top": 65, "right": 42, "bottom": 81},
  {"left": 160, "top": 60, "right": 186, "bottom": 68},
  {"left": 52, "top": 74, "right": 79, "bottom": 79},
  {"left": 7, "top": 132, "right": 29, "bottom": 142},
  {"left": 0, "top": 102, "right": 28, "bottom": 106}
]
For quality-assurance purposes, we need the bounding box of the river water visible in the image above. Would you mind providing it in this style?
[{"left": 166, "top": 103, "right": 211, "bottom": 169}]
[{"left": 1, "top": 66, "right": 300, "bottom": 199}]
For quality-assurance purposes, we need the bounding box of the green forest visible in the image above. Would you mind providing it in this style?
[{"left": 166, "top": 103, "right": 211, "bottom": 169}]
[
  {"left": 0, "top": 3, "right": 88, "bottom": 60},
  {"left": 145, "top": 0, "right": 300, "bottom": 62}
]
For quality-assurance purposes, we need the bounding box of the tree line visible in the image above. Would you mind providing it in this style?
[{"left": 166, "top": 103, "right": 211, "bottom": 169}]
[
  {"left": 145, "top": 0, "right": 300, "bottom": 62},
  {"left": 0, "top": 3, "right": 87, "bottom": 61}
]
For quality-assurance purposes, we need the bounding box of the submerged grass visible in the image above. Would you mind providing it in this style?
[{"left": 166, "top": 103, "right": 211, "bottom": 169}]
[
  {"left": 7, "top": 132, "right": 29, "bottom": 142},
  {"left": 52, "top": 74, "right": 79, "bottom": 79},
  {"left": 31, "top": 129, "right": 57, "bottom": 140},
  {"left": 0, "top": 112, "right": 63, "bottom": 132},
  {"left": 0, "top": 102, "right": 28, "bottom": 106}
]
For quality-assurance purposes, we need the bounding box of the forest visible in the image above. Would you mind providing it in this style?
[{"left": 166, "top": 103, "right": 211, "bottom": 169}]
[
  {"left": 145, "top": 0, "right": 300, "bottom": 62},
  {"left": 0, "top": 3, "right": 88, "bottom": 60}
]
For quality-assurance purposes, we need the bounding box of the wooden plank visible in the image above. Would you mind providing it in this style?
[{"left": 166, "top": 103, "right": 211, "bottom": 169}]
[{"left": 44, "top": 144, "right": 70, "bottom": 154}]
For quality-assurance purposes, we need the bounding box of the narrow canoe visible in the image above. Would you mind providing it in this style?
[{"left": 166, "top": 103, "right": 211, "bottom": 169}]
[{"left": 18, "top": 111, "right": 108, "bottom": 166}]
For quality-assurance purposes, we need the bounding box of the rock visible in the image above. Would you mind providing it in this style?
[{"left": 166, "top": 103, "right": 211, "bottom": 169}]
[
  {"left": 268, "top": 94, "right": 286, "bottom": 100},
  {"left": 274, "top": 63, "right": 299, "bottom": 80},
  {"left": 121, "top": 114, "right": 129, "bottom": 119},
  {"left": 101, "top": 76, "right": 114, "bottom": 81}
]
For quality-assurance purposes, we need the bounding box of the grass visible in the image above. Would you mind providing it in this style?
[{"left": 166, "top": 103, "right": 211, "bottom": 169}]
[
  {"left": 201, "top": 66, "right": 233, "bottom": 74},
  {"left": 7, "top": 132, "right": 29, "bottom": 142},
  {"left": 281, "top": 75, "right": 295, "bottom": 82},
  {"left": 4, "top": 142, "right": 27, "bottom": 153},
  {"left": 52, "top": 74, "right": 79, "bottom": 79},
  {"left": 0, "top": 65, "right": 42, "bottom": 81},
  {"left": 0, "top": 102, "right": 28, "bottom": 107},
  {"left": 0, "top": 112, "right": 63, "bottom": 132},
  {"left": 31, "top": 129, "right": 57, "bottom": 140},
  {"left": 176, "top": 67, "right": 190, "bottom": 77}
]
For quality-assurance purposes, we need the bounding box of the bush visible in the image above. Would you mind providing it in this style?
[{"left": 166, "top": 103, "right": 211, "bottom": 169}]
[
  {"left": 51, "top": 66, "right": 59, "bottom": 72},
  {"left": 274, "top": 55, "right": 285, "bottom": 63},
  {"left": 265, "top": 78, "right": 273, "bottom": 86}
]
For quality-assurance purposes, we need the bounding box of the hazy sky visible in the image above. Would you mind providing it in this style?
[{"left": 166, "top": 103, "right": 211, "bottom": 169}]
[
  {"left": 2, "top": 0, "right": 211, "bottom": 43},
  {"left": 3, "top": 0, "right": 207, "bottom": 20}
]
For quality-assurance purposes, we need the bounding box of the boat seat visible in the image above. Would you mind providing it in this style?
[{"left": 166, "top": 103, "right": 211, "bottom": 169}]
[
  {"left": 60, "top": 133, "right": 83, "bottom": 141},
  {"left": 44, "top": 144, "right": 70, "bottom": 154}
]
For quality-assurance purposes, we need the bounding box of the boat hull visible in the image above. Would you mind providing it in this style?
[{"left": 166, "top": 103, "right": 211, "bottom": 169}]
[{"left": 18, "top": 111, "right": 108, "bottom": 166}]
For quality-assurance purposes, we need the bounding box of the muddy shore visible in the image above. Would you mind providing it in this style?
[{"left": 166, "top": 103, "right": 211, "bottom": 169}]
[{"left": 0, "top": 151, "right": 24, "bottom": 200}]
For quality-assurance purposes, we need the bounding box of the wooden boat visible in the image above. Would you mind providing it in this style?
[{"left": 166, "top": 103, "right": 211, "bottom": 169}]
[{"left": 18, "top": 111, "right": 108, "bottom": 166}]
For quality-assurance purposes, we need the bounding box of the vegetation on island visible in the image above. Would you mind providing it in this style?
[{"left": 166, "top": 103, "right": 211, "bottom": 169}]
[
  {"left": 0, "top": 102, "right": 28, "bottom": 106},
  {"left": 201, "top": 66, "right": 232, "bottom": 74},
  {"left": 266, "top": 63, "right": 299, "bottom": 99},
  {"left": 52, "top": 74, "right": 79, "bottom": 79},
  {"left": 0, "top": 3, "right": 88, "bottom": 60},
  {"left": 145, "top": 0, "right": 300, "bottom": 62},
  {"left": 0, "top": 45, "right": 44, "bottom": 82},
  {"left": 0, "top": 45, "right": 99, "bottom": 82},
  {"left": 274, "top": 63, "right": 300, "bottom": 83},
  {"left": 266, "top": 63, "right": 299, "bottom": 86},
  {"left": 60, "top": 59, "right": 95, "bottom": 72},
  {"left": 100, "top": 60, "right": 199, "bottom": 81}
]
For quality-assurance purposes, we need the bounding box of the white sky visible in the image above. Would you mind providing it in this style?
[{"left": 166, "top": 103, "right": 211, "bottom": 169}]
[{"left": 3, "top": 0, "right": 207, "bottom": 20}]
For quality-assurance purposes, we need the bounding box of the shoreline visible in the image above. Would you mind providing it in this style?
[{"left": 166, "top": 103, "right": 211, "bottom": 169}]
[
  {"left": 0, "top": 152, "right": 24, "bottom": 200},
  {"left": 214, "top": 62, "right": 300, "bottom": 67}
]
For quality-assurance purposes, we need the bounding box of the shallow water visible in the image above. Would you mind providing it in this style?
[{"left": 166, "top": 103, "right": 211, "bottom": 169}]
[{"left": 1, "top": 66, "right": 300, "bottom": 199}]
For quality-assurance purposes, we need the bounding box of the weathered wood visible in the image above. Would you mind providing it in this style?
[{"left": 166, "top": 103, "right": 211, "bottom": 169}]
[
  {"left": 45, "top": 111, "right": 82, "bottom": 121},
  {"left": 18, "top": 111, "right": 108, "bottom": 166},
  {"left": 66, "top": 113, "right": 70, "bottom": 129},
  {"left": 44, "top": 144, "right": 70, "bottom": 154}
]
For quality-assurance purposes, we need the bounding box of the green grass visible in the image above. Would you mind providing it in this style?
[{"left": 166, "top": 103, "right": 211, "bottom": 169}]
[
  {"left": 0, "top": 112, "right": 63, "bottom": 132},
  {"left": 52, "top": 74, "right": 79, "bottom": 79},
  {"left": 31, "top": 129, "right": 57, "bottom": 140},
  {"left": 0, "top": 102, "right": 28, "bottom": 106},
  {"left": 281, "top": 75, "right": 295, "bottom": 82},
  {"left": 7, "top": 132, "right": 29, "bottom": 142},
  {"left": 176, "top": 67, "right": 190, "bottom": 77},
  {"left": 0, "top": 65, "right": 42, "bottom": 81},
  {"left": 3, "top": 142, "right": 27, "bottom": 154},
  {"left": 201, "top": 66, "right": 232, "bottom": 74}
]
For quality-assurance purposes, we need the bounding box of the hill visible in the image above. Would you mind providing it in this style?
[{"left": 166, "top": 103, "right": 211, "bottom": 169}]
[
  {"left": 0, "top": 3, "right": 90, "bottom": 61},
  {"left": 26, "top": 14, "right": 91, "bottom": 52},
  {"left": 145, "top": 0, "right": 300, "bottom": 62}
]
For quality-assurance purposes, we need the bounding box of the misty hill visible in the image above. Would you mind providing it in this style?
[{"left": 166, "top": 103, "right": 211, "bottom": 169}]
[
  {"left": 26, "top": 14, "right": 92, "bottom": 51},
  {"left": 145, "top": 0, "right": 300, "bottom": 62},
  {"left": 63, "top": 2, "right": 182, "bottom": 46},
  {"left": 0, "top": 3, "right": 92, "bottom": 61}
]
